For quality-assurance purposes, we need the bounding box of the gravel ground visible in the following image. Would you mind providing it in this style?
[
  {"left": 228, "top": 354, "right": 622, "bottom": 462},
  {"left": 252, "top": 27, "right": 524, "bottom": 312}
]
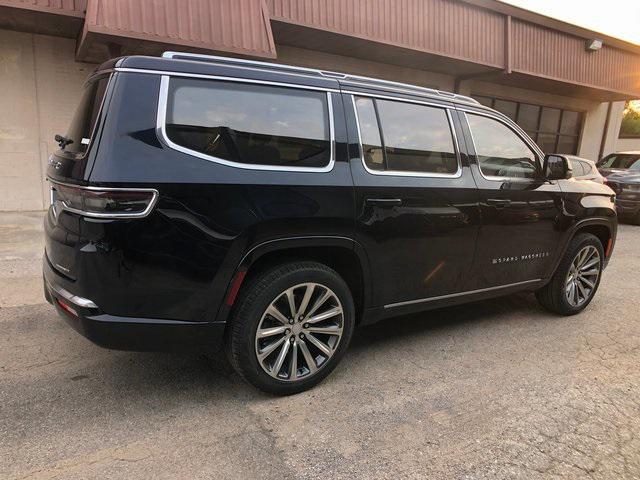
[{"left": 1, "top": 212, "right": 639, "bottom": 479}]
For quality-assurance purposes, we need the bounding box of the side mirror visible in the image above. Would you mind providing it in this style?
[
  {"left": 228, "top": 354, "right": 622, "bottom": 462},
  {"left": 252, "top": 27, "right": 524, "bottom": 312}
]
[{"left": 543, "top": 154, "right": 573, "bottom": 180}]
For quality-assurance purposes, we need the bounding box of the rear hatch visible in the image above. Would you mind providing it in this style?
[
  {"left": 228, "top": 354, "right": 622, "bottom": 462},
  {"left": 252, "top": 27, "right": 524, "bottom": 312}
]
[{"left": 45, "top": 74, "right": 111, "bottom": 280}]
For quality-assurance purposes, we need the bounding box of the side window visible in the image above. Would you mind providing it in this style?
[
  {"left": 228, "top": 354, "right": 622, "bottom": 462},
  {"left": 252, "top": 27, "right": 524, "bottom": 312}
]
[
  {"left": 466, "top": 113, "right": 539, "bottom": 179},
  {"left": 165, "top": 78, "right": 331, "bottom": 168},
  {"left": 354, "top": 97, "right": 385, "bottom": 170},
  {"left": 354, "top": 96, "right": 458, "bottom": 175},
  {"left": 571, "top": 160, "right": 584, "bottom": 177}
]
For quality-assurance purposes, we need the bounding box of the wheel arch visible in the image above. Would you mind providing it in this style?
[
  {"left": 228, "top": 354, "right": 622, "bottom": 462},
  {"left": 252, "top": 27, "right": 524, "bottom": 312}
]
[
  {"left": 550, "top": 218, "right": 616, "bottom": 278},
  {"left": 216, "top": 236, "right": 372, "bottom": 324}
]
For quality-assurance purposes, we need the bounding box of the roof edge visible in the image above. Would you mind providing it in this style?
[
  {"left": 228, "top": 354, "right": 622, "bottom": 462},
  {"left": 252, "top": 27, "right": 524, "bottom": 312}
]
[{"left": 464, "top": 0, "right": 640, "bottom": 54}]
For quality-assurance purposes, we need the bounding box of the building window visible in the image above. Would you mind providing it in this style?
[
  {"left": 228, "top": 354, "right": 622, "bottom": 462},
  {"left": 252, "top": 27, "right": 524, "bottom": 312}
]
[
  {"left": 619, "top": 100, "right": 640, "bottom": 138},
  {"left": 473, "top": 95, "right": 583, "bottom": 155}
]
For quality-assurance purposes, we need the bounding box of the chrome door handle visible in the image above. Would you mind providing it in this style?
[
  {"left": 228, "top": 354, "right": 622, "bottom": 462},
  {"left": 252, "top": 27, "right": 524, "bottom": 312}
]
[
  {"left": 486, "top": 198, "right": 511, "bottom": 206},
  {"left": 365, "top": 198, "right": 403, "bottom": 207}
]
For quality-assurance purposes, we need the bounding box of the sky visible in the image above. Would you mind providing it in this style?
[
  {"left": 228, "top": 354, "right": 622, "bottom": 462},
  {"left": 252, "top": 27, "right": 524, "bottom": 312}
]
[{"left": 500, "top": 0, "right": 640, "bottom": 46}]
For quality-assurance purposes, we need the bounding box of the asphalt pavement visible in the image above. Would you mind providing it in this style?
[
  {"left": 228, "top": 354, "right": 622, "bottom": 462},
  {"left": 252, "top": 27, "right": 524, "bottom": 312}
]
[{"left": 1, "top": 212, "right": 639, "bottom": 479}]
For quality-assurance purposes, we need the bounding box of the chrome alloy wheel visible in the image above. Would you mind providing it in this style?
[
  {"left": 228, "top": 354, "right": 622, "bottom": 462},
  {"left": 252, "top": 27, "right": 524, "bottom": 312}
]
[
  {"left": 565, "top": 245, "right": 601, "bottom": 307},
  {"left": 254, "top": 283, "right": 344, "bottom": 382}
]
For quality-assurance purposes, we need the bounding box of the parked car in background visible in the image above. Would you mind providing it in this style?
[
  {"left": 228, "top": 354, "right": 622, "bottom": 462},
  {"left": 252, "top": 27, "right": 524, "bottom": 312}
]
[
  {"left": 568, "top": 156, "right": 604, "bottom": 183},
  {"left": 597, "top": 151, "right": 640, "bottom": 224},
  {"left": 44, "top": 53, "right": 618, "bottom": 394}
]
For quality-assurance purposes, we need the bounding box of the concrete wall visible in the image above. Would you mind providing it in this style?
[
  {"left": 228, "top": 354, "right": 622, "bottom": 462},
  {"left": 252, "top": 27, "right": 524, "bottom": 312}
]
[{"left": 0, "top": 29, "right": 96, "bottom": 211}]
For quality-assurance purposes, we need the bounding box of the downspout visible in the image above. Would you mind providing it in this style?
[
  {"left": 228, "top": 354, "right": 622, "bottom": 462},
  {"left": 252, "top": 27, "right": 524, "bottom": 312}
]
[{"left": 598, "top": 102, "right": 613, "bottom": 161}]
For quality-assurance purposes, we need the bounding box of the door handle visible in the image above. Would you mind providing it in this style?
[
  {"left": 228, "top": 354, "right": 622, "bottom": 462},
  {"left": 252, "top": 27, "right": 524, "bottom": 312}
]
[
  {"left": 486, "top": 198, "right": 511, "bottom": 207},
  {"left": 365, "top": 198, "right": 403, "bottom": 207}
]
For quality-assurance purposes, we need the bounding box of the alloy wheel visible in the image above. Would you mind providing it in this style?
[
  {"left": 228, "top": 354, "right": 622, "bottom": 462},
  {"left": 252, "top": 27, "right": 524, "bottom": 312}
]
[
  {"left": 254, "top": 283, "right": 344, "bottom": 382},
  {"left": 565, "top": 245, "right": 601, "bottom": 307}
]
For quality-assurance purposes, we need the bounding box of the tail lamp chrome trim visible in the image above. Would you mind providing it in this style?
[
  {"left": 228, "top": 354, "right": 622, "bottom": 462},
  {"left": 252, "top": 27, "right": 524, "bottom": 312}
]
[
  {"left": 48, "top": 179, "right": 159, "bottom": 219},
  {"left": 46, "top": 279, "right": 98, "bottom": 309}
]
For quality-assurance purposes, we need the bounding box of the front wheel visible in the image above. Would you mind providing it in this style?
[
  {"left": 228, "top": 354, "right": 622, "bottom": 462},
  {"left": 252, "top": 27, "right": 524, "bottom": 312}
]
[
  {"left": 536, "top": 233, "right": 604, "bottom": 315},
  {"left": 226, "top": 261, "right": 355, "bottom": 395}
]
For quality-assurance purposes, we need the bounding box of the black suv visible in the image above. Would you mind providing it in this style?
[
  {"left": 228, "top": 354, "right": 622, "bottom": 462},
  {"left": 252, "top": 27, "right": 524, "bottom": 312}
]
[{"left": 44, "top": 52, "right": 617, "bottom": 394}]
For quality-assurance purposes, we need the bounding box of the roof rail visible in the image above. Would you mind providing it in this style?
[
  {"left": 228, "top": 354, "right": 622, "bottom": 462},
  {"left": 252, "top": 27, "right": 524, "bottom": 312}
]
[{"left": 161, "top": 51, "right": 479, "bottom": 105}]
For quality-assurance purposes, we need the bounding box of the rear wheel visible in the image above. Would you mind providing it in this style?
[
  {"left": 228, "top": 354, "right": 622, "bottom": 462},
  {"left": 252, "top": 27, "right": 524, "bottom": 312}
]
[
  {"left": 536, "top": 233, "right": 604, "bottom": 315},
  {"left": 226, "top": 261, "right": 355, "bottom": 395}
]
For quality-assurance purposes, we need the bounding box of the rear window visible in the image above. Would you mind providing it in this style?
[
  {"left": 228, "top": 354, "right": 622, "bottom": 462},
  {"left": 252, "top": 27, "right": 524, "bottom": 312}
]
[
  {"left": 63, "top": 76, "right": 109, "bottom": 156},
  {"left": 165, "top": 78, "right": 332, "bottom": 169},
  {"left": 599, "top": 154, "right": 640, "bottom": 170}
]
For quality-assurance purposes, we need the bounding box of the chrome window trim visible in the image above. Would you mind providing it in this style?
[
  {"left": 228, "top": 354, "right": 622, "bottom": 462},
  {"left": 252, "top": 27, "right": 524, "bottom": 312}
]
[
  {"left": 48, "top": 178, "right": 159, "bottom": 219},
  {"left": 116, "top": 67, "right": 339, "bottom": 93},
  {"left": 162, "top": 51, "right": 479, "bottom": 104},
  {"left": 156, "top": 75, "right": 336, "bottom": 173},
  {"left": 384, "top": 279, "right": 541, "bottom": 309},
  {"left": 461, "top": 110, "right": 545, "bottom": 182},
  {"left": 351, "top": 94, "right": 463, "bottom": 179},
  {"left": 345, "top": 89, "right": 451, "bottom": 109},
  {"left": 162, "top": 50, "right": 347, "bottom": 79}
]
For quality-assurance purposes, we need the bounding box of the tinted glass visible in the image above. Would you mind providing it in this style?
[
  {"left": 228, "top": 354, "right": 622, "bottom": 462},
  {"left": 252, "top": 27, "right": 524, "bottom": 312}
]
[
  {"left": 473, "top": 95, "right": 493, "bottom": 107},
  {"left": 517, "top": 103, "right": 540, "bottom": 131},
  {"left": 166, "top": 78, "right": 331, "bottom": 168},
  {"left": 540, "top": 107, "right": 561, "bottom": 132},
  {"left": 537, "top": 133, "right": 557, "bottom": 153},
  {"left": 64, "top": 77, "right": 109, "bottom": 156},
  {"left": 376, "top": 99, "right": 457, "bottom": 174},
  {"left": 572, "top": 160, "right": 586, "bottom": 177},
  {"left": 493, "top": 99, "right": 517, "bottom": 120},
  {"left": 467, "top": 114, "right": 538, "bottom": 179},
  {"left": 599, "top": 154, "right": 640, "bottom": 169},
  {"left": 560, "top": 110, "right": 581, "bottom": 135},
  {"left": 354, "top": 97, "right": 384, "bottom": 170},
  {"left": 556, "top": 135, "right": 578, "bottom": 155}
]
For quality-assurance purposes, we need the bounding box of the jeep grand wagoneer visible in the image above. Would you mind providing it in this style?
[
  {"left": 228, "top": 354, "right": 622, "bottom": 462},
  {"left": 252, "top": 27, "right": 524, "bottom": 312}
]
[{"left": 44, "top": 52, "right": 617, "bottom": 394}]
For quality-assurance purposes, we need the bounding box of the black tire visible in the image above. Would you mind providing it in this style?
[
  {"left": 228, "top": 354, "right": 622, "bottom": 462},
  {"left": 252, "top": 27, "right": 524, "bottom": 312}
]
[
  {"left": 226, "top": 261, "right": 355, "bottom": 395},
  {"left": 535, "top": 233, "right": 604, "bottom": 315}
]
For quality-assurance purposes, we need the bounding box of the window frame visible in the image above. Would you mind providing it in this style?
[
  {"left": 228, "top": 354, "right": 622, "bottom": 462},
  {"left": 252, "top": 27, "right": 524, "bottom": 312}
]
[
  {"left": 350, "top": 93, "right": 462, "bottom": 178},
  {"left": 461, "top": 110, "right": 545, "bottom": 182},
  {"left": 157, "top": 75, "right": 336, "bottom": 172}
]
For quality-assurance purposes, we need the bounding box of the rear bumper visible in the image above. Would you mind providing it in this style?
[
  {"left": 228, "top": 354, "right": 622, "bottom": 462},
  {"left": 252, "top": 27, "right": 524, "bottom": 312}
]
[{"left": 43, "top": 257, "right": 225, "bottom": 352}]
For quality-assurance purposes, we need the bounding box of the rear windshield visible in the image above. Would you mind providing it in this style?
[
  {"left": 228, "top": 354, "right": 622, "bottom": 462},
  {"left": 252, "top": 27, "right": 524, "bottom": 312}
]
[
  {"left": 599, "top": 154, "right": 640, "bottom": 170},
  {"left": 62, "top": 76, "right": 110, "bottom": 156}
]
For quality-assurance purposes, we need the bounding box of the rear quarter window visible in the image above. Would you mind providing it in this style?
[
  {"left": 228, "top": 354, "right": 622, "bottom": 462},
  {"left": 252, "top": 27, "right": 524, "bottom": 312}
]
[
  {"left": 164, "top": 78, "right": 332, "bottom": 170},
  {"left": 63, "top": 76, "right": 110, "bottom": 157}
]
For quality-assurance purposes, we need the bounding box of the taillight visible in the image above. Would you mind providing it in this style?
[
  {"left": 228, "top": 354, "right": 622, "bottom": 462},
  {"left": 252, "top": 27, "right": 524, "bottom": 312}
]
[
  {"left": 52, "top": 182, "right": 158, "bottom": 218},
  {"left": 56, "top": 298, "right": 78, "bottom": 317}
]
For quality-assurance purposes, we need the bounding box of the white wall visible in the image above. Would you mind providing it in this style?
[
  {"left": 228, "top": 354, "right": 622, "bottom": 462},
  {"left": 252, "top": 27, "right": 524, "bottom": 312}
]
[{"left": 0, "top": 29, "right": 96, "bottom": 211}]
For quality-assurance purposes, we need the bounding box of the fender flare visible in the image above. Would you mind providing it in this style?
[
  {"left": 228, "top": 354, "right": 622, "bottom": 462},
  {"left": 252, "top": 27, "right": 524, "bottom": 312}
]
[
  {"left": 549, "top": 217, "right": 616, "bottom": 277},
  {"left": 215, "top": 235, "right": 372, "bottom": 323}
]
